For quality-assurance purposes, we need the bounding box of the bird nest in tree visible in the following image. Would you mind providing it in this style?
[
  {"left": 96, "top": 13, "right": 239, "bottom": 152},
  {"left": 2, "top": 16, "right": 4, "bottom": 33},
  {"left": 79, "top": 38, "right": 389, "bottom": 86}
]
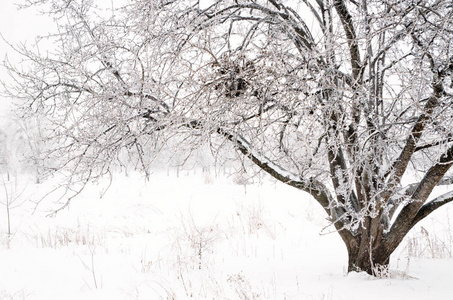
[{"left": 211, "top": 53, "right": 257, "bottom": 99}]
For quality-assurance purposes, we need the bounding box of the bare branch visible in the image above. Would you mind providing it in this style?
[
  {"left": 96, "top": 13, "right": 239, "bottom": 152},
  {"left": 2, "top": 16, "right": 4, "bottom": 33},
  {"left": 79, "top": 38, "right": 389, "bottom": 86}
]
[
  {"left": 333, "top": 0, "right": 361, "bottom": 79},
  {"left": 411, "top": 191, "right": 453, "bottom": 226}
]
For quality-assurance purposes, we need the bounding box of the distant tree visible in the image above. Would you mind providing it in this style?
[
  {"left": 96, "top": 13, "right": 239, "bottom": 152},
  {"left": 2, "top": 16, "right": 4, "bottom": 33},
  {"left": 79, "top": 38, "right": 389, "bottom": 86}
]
[
  {"left": 0, "top": 112, "right": 45, "bottom": 183},
  {"left": 6, "top": 0, "right": 453, "bottom": 275},
  {"left": 0, "top": 129, "right": 7, "bottom": 177}
]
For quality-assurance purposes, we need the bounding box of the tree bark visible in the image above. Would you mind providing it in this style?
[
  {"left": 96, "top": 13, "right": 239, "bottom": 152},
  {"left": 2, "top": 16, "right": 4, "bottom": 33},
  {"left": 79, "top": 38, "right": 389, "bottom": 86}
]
[{"left": 347, "top": 239, "right": 391, "bottom": 276}]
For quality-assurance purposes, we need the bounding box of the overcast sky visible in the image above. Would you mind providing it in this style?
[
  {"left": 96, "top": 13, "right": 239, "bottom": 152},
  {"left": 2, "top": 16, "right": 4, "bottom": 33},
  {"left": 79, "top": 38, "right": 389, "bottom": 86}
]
[
  {"left": 0, "top": 0, "right": 54, "bottom": 116},
  {"left": 0, "top": 0, "right": 239, "bottom": 116}
]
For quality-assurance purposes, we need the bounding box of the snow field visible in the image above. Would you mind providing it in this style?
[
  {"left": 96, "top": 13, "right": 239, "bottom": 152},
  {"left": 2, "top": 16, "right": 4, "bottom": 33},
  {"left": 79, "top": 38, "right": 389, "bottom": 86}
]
[{"left": 0, "top": 171, "right": 452, "bottom": 299}]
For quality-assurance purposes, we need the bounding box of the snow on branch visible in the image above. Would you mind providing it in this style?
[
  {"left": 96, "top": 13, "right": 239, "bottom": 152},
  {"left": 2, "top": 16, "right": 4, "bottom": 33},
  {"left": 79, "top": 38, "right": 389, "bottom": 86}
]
[
  {"left": 214, "top": 126, "right": 345, "bottom": 219},
  {"left": 411, "top": 190, "right": 453, "bottom": 226}
]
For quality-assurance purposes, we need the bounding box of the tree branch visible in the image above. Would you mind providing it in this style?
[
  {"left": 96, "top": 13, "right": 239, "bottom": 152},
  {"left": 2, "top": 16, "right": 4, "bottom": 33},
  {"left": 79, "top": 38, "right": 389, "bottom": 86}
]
[
  {"left": 411, "top": 191, "right": 453, "bottom": 226},
  {"left": 385, "top": 144, "right": 453, "bottom": 253},
  {"left": 333, "top": 0, "right": 361, "bottom": 79},
  {"left": 414, "top": 135, "right": 453, "bottom": 152},
  {"left": 202, "top": 2, "right": 315, "bottom": 51},
  {"left": 382, "top": 95, "right": 440, "bottom": 201},
  {"left": 215, "top": 125, "right": 356, "bottom": 242}
]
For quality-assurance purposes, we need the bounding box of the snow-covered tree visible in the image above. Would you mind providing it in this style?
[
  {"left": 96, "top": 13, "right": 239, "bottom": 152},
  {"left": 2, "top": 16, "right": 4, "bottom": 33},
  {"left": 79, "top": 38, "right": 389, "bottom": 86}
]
[{"left": 6, "top": 0, "right": 453, "bottom": 275}]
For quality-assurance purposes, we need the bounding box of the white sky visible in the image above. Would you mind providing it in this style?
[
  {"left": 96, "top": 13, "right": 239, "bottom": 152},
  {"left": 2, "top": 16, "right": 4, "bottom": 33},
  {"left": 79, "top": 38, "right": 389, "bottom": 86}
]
[
  {"left": 0, "top": 0, "right": 311, "bottom": 117},
  {"left": 0, "top": 0, "right": 130, "bottom": 117},
  {"left": 0, "top": 1, "right": 54, "bottom": 116}
]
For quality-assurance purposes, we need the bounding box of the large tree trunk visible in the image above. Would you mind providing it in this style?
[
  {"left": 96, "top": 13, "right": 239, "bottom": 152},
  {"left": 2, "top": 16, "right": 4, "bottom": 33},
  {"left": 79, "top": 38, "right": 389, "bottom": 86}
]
[
  {"left": 343, "top": 217, "right": 394, "bottom": 276},
  {"left": 347, "top": 243, "right": 390, "bottom": 276}
]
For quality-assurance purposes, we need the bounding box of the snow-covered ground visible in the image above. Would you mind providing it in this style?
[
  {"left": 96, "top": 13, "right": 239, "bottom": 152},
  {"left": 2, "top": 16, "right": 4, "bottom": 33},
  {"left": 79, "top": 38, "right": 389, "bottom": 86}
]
[{"left": 0, "top": 170, "right": 452, "bottom": 299}]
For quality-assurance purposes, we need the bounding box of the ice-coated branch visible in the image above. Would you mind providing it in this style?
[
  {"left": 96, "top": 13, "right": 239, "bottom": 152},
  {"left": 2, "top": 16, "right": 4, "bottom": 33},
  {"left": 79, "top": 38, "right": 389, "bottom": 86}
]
[
  {"left": 385, "top": 143, "right": 453, "bottom": 252},
  {"left": 333, "top": 0, "right": 361, "bottom": 79},
  {"left": 411, "top": 191, "right": 453, "bottom": 227},
  {"left": 382, "top": 94, "right": 441, "bottom": 202}
]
